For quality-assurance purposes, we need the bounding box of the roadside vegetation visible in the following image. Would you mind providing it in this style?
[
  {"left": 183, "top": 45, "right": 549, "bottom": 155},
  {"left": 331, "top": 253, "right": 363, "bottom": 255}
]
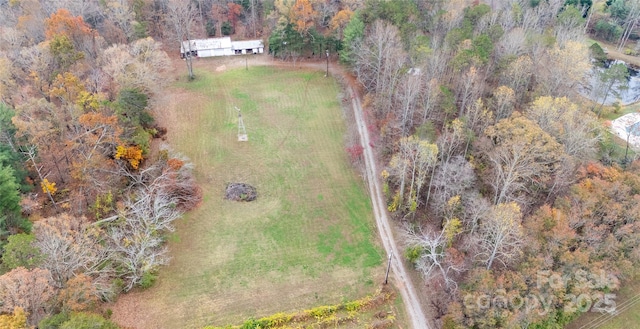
[{"left": 204, "top": 285, "right": 398, "bottom": 329}]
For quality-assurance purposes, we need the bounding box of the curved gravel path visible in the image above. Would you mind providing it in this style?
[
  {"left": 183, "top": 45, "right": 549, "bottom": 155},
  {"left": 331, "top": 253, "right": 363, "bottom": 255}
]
[{"left": 345, "top": 84, "right": 430, "bottom": 329}]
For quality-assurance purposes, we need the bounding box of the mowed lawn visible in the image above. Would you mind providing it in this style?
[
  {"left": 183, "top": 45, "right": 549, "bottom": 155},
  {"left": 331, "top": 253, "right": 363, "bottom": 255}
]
[{"left": 119, "top": 66, "right": 383, "bottom": 328}]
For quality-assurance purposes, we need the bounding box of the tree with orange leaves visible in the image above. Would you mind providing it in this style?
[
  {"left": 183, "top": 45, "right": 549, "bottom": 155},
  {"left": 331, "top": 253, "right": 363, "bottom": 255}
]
[
  {"left": 44, "top": 9, "right": 97, "bottom": 56},
  {"left": 289, "top": 0, "right": 317, "bottom": 35},
  {"left": 330, "top": 8, "right": 353, "bottom": 38},
  {"left": 227, "top": 2, "right": 243, "bottom": 31},
  {"left": 45, "top": 9, "right": 95, "bottom": 41},
  {"left": 0, "top": 267, "right": 55, "bottom": 326}
]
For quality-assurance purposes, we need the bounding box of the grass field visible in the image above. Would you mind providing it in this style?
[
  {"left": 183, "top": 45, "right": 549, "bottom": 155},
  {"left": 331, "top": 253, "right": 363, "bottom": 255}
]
[
  {"left": 112, "top": 65, "right": 384, "bottom": 328},
  {"left": 566, "top": 281, "right": 640, "bottom": 329}
]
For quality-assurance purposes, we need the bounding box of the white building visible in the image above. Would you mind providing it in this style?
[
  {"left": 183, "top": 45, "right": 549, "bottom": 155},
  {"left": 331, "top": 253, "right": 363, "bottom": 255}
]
[
  {"left": 180, "top": 37, "right": 263, "bottom": 58},
  {"left": 231, "top": 40, "right": 264, "bottom": 55}
]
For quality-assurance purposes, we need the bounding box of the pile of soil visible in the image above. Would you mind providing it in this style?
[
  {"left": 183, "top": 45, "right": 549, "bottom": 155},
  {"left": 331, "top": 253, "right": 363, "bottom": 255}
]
[{"left": 224, "top": 183, "right": 257, "bottom": 202}]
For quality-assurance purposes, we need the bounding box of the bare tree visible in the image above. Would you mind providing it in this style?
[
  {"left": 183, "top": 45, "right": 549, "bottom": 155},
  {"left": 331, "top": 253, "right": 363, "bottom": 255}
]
[
  {"left": 23, "top": 146, "right": 57, "bottom": 209},
  {"left": 455, "top": 66, "right": 484, "bottom": 116},
  {"left": 354, "top": 20, "right": 406, "bottom": 118},
  {"left": 405, "top": 224, "right": 465, "bottom": 291},
  {"left": 106, "top": 152, "right": 200, "bottom": 290},
  {"left": 387, "top": 136, "right": 438, "bottom": 212},
  {"left": 476, "top": 202, "right": 524, "bottom": 269},
  {"left": 462, "top": 191, "right": 491, "bottom": 236},
  {"left": 617, "top": 0, "right": 640, "bottom": 51},
  {"left": 167, "top": 0, "right": 197, "bottom": 80},
  {"left": 395, "top": 70, "right": 423, "bottom": 136},
  {"left": 499, "top": 55, "right": 533, "bottom": 105},
  {"left": 555, "top": 5, "right": 587, "bottom": 45},
  {"left": 430, "top": 156, "right": 476, "bottom": 216},
  {"left": 419, "top": 78, "right": 439, "bottom": 124},
  {"left": 495, "top": 27, "right": 527, "bottom": 60},
  {"left": 490, "top": 86, "right": 516, "bottom": 121},
  {"left": 462, "top": 98, "right": 493, "bottom": 139},
  {"left": 425, "top": 119, "right": 466, "bottom": 207},
  {"left": 104, "top": 0, "right": 137, "bottom": 42},
  {"left": 101, "top": 37, "right": 171, "bottom": 95},
  {"left": 33, "top": 214, "right": 112, "bottom": 289}
]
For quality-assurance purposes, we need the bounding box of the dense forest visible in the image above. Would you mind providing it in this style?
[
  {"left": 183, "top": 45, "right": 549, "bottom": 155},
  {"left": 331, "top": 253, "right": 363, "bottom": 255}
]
[
  {"left": 338, "top": 0, "right": 640, "bottom": 328},
  {"left": 1, "top": 0, "right": 640, "bottom": 328}
]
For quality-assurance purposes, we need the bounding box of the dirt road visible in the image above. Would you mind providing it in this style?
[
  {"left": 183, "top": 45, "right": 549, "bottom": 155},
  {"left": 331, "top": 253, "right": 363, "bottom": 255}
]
[{"left": 345, "top": 86, "right": 430, "bottom": 329}]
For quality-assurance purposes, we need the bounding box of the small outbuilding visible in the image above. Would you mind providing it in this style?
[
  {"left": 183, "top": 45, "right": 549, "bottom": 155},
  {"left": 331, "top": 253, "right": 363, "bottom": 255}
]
[
  {"left": 232, "top": 40, "right": 264, "bottom": 55},
  {"left": 180, "top": 37, "right": 263, "bottom": 58},
  {"left": 611, "top": 113, "right": 640, "bottom": 149}
]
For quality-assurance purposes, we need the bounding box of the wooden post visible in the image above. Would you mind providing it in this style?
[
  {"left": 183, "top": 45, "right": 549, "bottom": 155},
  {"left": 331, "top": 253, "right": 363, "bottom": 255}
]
[{"left": 384, "top": 251, "right": 393, "bottom": 285}]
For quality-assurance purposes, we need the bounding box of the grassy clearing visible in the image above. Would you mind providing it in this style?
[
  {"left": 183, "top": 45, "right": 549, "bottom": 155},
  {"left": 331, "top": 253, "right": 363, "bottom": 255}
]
[
  {"left": 117, "top": 66, "right": 384, "bottom": 328},
  {"left": 566, "top": 281, "right": 640, "bottom": 329}
]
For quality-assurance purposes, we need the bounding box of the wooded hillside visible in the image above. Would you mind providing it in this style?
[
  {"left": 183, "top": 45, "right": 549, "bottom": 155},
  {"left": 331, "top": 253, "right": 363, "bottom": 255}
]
[{"left": 0, "top": 0, "right": 202, "bottom": 326}]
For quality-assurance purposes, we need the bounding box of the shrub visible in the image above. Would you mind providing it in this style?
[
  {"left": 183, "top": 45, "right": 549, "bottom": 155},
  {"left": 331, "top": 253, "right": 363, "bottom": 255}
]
[
  {"left": 38, "top": 312, "right": 70, "bottom": 329},
  {"left": 589, "top": 42, "right": 607, "bottom": 66},
  {"left": 139, "top": 271, "right": 157, "bottom": 289},
  {"left": 594, "top": 19, "right": 622, "bottom": 42},
  {"left": 404, "top": 245, "right": 422, "bottom": 264}
]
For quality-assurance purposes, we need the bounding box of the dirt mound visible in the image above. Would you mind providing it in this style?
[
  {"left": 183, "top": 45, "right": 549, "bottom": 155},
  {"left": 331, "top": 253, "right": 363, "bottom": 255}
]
[{"left": 225, "top": 183, "right": 257, "bottom": 201}]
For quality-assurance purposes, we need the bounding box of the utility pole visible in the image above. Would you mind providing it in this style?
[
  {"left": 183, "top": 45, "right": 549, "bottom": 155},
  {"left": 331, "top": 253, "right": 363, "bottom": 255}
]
[
  {"left": 384, "top": 251, "right": 393, "bottom": 285},
  {"left": 325, "top": 49, "right": 329, "bottom": 77},
  {"left": 625, "top": 129, "right": 632, "bottom": 166}
]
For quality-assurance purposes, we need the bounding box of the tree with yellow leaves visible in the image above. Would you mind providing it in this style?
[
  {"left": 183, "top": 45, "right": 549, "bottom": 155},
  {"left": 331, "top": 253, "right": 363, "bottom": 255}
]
[
  {"left": 289, "top": 0, "right": 317, "bottom": 35},
  {"left": 526, "top": 96, "right": 601, "bottom": 159},
  {"left": 115, "top": 145, "right": 143, "bottom": 169},
  {"left": 482, "top": 113, "right": 563, "bottom": 206},
  {"left": 40, "top": 178, "right": 57, "bottom": 196},
  {"left": 387, "top": 135, "right": 438, "bottom": 213},
  {"left": 0, "top": 307, "right": 28, "bottom": 329},
  {"left": 540, "top": 41, "right": 591, "bottom": 97}
]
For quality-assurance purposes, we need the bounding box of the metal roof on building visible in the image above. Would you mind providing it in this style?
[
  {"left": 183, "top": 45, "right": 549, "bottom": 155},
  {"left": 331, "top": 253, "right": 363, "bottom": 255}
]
[
  {"left": 181, "top": 37, "right": 232, "bottom": 52},
  {"left": 232, "top": 40, "right": 264, "bottom": 49}
]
